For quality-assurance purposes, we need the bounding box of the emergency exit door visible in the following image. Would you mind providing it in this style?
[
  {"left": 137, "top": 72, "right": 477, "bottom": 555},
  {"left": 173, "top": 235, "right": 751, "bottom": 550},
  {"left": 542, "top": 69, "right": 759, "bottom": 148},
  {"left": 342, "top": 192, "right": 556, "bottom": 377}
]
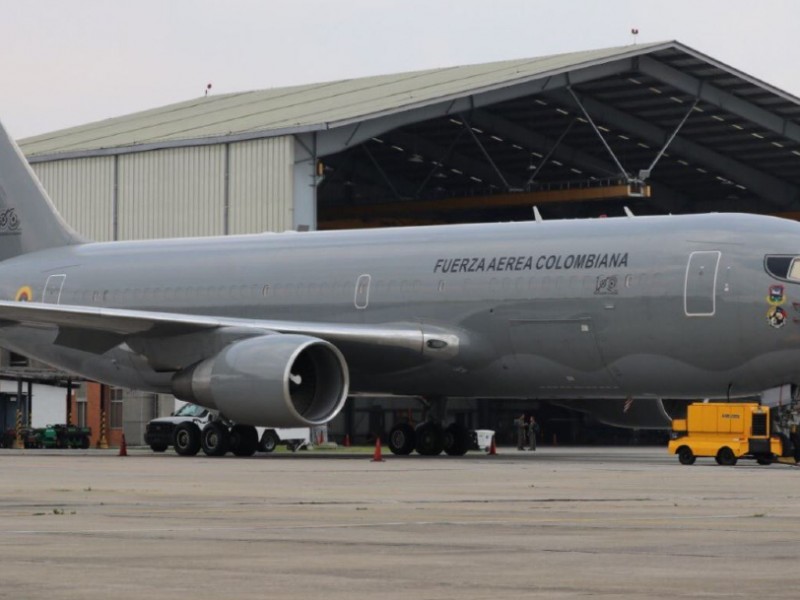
[{"left": 684, "top": 251, "right": 720, "bottom": 316}]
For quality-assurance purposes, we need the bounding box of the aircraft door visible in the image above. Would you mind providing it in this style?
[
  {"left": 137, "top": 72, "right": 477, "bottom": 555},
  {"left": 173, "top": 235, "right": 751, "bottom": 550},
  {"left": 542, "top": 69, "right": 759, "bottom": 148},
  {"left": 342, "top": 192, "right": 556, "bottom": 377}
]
[
  {"left": 684, "top": 251, "right": 720, "bottom": 316},
  {"left": 42, "top": 274, "right": 66, "bottom": 304}
]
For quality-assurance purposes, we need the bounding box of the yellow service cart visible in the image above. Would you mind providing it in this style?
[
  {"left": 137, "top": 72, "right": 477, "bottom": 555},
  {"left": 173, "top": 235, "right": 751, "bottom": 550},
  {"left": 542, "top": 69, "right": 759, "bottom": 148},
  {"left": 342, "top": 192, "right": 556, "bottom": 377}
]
[{"left": 668, "top": 402, "right": 784, "bottom": 465}]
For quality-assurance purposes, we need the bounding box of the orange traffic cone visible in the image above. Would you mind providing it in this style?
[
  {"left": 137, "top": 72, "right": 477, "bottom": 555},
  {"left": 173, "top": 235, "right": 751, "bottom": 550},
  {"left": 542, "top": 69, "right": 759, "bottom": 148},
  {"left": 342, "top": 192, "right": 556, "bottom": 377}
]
[
  {"left": 343, "top": 434, "right": 351, "bottom": 447},
  {"left": 118, "top": 434, "right": 128, "bottom": 457},
  {"left": 487, "top": 434, "right": 497, "bottom": 456},
  {"left": 371, "top": 437, "right": 385, "bottom": 462}
]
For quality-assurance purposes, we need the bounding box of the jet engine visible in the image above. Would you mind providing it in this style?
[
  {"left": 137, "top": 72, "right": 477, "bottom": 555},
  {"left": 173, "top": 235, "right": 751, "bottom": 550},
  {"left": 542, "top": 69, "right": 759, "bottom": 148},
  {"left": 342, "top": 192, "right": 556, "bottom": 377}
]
[{"left": 171, "top": 334, "right": 349, "bottom": 427}]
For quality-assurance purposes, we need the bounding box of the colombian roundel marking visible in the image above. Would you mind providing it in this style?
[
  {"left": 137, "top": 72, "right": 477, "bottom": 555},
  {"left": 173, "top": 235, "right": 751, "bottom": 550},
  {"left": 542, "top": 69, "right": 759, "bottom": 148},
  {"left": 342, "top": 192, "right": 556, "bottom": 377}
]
[{"left": 14, "top": 285, "right": 32, "bottom": 302}]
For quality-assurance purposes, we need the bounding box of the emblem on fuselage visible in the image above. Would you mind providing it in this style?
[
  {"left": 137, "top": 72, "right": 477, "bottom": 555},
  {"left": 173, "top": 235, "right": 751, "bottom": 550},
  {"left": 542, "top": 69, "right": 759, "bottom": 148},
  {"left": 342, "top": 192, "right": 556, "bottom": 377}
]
[
  {"left": 14, "top": 285, "right": 32, "bottom": 302},
  {"left": 767, "top": 284, "right": 786, "bottom": 306},
  {"left": 0, "top": 208, "right": 21, "bottom": 235},
  {"left": 594, "top": 275, "right": 618, "bottom": 295},
  {"left": 767, "top": 305, "right": 787, "bottom": 329}
]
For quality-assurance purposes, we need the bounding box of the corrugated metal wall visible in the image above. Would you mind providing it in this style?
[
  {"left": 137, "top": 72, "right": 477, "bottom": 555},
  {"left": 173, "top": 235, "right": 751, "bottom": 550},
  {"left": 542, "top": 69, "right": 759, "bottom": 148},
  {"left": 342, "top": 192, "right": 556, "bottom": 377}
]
[
  {"left": 118, "top": 145, "right": 226, "bottom": 240},
  {"left": 32, "top": 157, "right": 115, "bottom": 241},
  {"left": 29, "top": 135, "right": 296, "bottom": 242},
  {"left": 229, "top": 137, "right": 294, "bottom": 234}
]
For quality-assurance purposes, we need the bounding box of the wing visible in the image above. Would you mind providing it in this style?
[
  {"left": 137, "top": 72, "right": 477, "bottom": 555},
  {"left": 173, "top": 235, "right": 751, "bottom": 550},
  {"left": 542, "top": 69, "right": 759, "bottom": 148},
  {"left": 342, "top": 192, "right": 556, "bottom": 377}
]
[{"left": 0, "top": 300, "right": 459, "bottom": 370}]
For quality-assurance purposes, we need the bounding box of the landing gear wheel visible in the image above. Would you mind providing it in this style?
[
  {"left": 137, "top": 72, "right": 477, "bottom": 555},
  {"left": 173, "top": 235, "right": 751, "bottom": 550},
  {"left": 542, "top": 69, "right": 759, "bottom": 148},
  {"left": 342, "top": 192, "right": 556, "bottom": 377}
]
[
  {"left": 716, "top": 446, "right": 737, "bottom": 466},
  {"left": 229, "top": 425, "right": 258, "bottom": 457},
  {"left": 173, "top": 422, "right": 201, "bottom": 456},
  {"left": 201, "top": 422, "right": 230, "bottom": 457},
  {"left": 443, "top": 422, "right": 470, "bottom": 456},
  {"left": 415, "top": 422, "right": 444, "bottom": 456},
  {"left": 677, "top": 446, "right": 696, "bottom": 465},
  {"left": 388, "top": 423, "right": 416, "bottom": 455},
  {"left": 259, "top": 429, "right": 280, "bottom": 453},
  {"left": 149, "top": 443, "right": 168, "bottom": 453}
]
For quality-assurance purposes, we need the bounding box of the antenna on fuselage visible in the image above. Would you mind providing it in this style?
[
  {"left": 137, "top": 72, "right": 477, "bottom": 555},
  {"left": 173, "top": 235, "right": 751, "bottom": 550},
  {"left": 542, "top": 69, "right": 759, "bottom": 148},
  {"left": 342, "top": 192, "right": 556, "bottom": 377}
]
[
  {"left": 623, "top": 206, "right": 634, "bottom": 218},
  {"left": 533, "top": 206, "right": 543, "bottom": 222}
]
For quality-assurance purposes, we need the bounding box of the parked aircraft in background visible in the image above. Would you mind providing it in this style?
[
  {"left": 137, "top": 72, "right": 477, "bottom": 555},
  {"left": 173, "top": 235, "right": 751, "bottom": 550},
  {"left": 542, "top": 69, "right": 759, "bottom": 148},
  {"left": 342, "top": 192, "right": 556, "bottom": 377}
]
[{"left": 0, "top": 118, "right": 797, "bottom": 456}]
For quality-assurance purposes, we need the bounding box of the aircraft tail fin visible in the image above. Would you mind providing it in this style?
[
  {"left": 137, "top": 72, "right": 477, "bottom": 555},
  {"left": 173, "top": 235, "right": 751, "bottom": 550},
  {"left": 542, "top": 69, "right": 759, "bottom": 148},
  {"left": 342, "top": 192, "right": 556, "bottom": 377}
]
[{"left": 0, "top": 119, "right": 85, "bottom": 261}]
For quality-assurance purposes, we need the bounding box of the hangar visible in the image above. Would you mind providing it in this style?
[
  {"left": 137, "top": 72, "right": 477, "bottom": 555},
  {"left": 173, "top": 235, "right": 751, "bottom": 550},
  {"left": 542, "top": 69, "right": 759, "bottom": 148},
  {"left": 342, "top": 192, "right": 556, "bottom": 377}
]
[{"left": 13, "top": 40, "right": 800, "bottom": 446}]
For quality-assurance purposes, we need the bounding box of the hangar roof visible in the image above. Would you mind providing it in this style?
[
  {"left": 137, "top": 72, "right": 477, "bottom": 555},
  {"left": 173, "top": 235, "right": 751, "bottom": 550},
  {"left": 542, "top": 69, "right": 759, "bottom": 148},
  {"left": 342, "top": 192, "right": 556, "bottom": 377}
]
[
  {"left": 21, "top": 43, "right": 669, "bottom": 158},
  {"left": 22, "top": 40, "right": 797, "bottom": 156},
  {"left": 20, "top": 40, "right": 800, "bottom": 216}
]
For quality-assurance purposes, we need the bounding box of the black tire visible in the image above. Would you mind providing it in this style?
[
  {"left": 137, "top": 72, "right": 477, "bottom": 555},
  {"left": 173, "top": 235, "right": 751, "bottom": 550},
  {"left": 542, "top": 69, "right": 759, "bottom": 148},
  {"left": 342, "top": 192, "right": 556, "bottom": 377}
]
[
  {"left": 677, "top": 446, "right": 696, "bottom": 465},
  {"left": 149, "top": 443, "right": 168, "bottom": 453},
  {"left": 716, "top": 446, "right": 737, "bottom": 466},
  {"left": 201, "top": 422, "right": 230, "bottom": 456},
  {"left": 443, "top": 422, "right": 470, "bottom": 456},
  {"left": 415, "top": 422, "right": 444, "bottom": 456},
  {"left": 259, "top": 429, "right": 280, "bottom": 453},
  {"left": 230, "top": 425, "right": 258, "bottom": 457},
  {"left": 173, "top": 422, "right": 201, "bottom": 456},
  {"left": 388, "top": 423, "right": 416, "bottom": 455},
  {"left": 756, "top": 455, "right": 772, "bottom": 465}
]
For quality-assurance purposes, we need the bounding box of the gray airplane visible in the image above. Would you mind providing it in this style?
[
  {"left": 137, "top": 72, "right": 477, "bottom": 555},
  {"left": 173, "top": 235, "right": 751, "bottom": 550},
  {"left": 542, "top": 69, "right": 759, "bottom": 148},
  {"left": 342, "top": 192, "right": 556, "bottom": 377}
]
[{"left": 0, "top": 118, "right": 797, "bottom": 456}]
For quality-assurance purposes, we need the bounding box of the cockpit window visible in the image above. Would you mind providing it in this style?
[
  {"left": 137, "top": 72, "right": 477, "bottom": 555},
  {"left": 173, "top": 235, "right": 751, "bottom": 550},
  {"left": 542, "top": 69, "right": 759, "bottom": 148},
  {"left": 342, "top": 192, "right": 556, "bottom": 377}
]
[
  {"left": 765, "top": 255, "right": 800, "bottom": 282},
  {"left": 789, "top": 260, "right": 800, "bottom": 282}
]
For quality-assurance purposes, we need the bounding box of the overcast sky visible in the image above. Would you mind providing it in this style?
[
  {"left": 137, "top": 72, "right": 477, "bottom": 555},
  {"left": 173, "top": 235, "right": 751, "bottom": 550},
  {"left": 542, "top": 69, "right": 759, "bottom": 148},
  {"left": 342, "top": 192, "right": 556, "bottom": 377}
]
[{"left": 2, "top": 0, "right": 798, "bottom": 139}]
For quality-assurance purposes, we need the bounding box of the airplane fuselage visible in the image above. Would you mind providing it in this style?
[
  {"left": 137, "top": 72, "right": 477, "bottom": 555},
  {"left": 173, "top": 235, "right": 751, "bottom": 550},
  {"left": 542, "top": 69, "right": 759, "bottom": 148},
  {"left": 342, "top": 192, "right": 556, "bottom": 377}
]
[{"left": 0, "top": 212, "right": 798, "bottom": 402}]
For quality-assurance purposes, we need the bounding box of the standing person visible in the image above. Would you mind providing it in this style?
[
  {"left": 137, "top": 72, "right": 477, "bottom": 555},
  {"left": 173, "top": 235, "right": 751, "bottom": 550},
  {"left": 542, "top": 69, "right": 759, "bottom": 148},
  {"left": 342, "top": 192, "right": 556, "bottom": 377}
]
[
  {"left": 527, "top": 416, "right": 540, "bottom": 451},
  {"left": 514, "top": 413, "right": 527, "bottom": 450}
]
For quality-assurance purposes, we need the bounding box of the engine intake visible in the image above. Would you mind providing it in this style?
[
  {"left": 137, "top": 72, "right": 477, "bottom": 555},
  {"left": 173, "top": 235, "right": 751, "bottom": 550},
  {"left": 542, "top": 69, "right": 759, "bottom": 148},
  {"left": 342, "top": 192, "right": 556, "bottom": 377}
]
[{"left": 171, "top": 334, "right": 349, "bottom": 427}]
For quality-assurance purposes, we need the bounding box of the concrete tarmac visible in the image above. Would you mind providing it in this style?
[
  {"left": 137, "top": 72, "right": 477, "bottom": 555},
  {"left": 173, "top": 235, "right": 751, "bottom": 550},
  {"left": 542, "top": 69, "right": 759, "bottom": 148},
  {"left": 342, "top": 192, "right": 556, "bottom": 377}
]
[{"left": 1, "top": 446, "right": 799, "bottom": 599}]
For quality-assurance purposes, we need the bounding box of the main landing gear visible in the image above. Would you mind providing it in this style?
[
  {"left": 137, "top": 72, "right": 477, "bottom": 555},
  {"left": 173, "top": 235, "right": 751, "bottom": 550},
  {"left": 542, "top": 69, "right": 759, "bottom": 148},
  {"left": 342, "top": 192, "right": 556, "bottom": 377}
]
[
  {"left": 173, "top": 420, "right": 259, "bottom": 457},
  {"left": 386, "top": 397, "right": 472, "bottom": 456},
  {"left": 387, "top": 421, "right": 472, "bottom": 456}
]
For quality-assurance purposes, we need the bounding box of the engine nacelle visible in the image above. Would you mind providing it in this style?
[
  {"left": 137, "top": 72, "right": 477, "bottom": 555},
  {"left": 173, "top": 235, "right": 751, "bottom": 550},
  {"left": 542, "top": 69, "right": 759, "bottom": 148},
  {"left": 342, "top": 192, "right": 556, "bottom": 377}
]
[{"left": 171, "top": 334, "right": 349, "bottom": 427}]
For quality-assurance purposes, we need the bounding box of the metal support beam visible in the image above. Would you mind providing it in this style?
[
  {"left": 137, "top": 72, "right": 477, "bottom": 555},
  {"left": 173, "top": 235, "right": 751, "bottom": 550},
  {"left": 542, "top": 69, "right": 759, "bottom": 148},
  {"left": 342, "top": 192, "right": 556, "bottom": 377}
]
[
  {"left": 26, "top": 380, "right": 32, "bottom": 427},
  {"left": 638, "top": 55, "right": 800, "bottom": 144},
  {"left": 548, "top": 89, "right": 800, "bottom": 209},
  {"left": 460, "top": 115, "right": 512, "bottom": 190},
  {"left": 388, "top": 130, "right": 525, "bottom": 189},
  {"left": 415, "top": 127, "right": 468, "bottom": 198},
  {"left": 639, "top": 98, "right": 698, "bottom": 181},
  {"left": 567, "top": 87, "right": 629, "bottom": 179},
  {"left": 526, "top": 119, "right": 576, "bottom": 188},
  {"left": 470, "top": 109, "right": 690, "bottom": 212},
  {"left": 361, "top": 145, "right": 404, "bottom": 201},
  {"left": 66, "top": 379, "right": 73, "bottom": 426}
]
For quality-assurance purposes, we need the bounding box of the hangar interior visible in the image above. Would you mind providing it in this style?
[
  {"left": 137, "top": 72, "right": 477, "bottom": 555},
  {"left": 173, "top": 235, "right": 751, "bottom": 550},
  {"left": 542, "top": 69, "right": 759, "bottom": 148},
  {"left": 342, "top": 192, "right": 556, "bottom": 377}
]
[{"left": 13, "top": 40, "right": 800, "bottom": 446}]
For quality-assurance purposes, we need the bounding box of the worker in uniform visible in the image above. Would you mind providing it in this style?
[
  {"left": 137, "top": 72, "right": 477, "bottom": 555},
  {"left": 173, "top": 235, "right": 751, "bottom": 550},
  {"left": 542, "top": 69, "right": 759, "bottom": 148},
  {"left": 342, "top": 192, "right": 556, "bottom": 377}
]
[
  {"left": 527, "top": 416, "right": 540, "bottom": 451},
  {"left": 514, "top": 413, "right": 527, "bottom": 450}
]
